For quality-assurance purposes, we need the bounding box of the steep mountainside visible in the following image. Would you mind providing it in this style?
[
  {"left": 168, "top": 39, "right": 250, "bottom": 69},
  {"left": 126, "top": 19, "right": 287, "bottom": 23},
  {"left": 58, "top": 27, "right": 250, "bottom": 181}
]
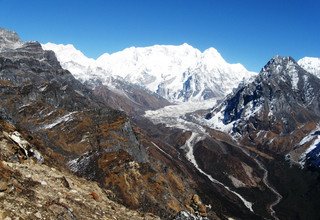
[
  {"left": 85, "top": 78, "right": 171, "bottom": 116},
  {"left": 206, "top": 56, "right": 320, "bottom": 168},
  {"left": 298, "top": 57, "right": 320, "bottom": 79},
  {"left": 0, "top": 119, "right": 160, "bottom": 220},
  {"left": 203, "top": 56, "right": 320, "bottom": 219},
  {"left": 0, "top": 28, "right": 266, "bottom": 220},
  {"left": 42, "top": 43, "right": 254, "bottom": 103},
  {"left": 0, "top": 28, "right": 206, "bottom": 219}
]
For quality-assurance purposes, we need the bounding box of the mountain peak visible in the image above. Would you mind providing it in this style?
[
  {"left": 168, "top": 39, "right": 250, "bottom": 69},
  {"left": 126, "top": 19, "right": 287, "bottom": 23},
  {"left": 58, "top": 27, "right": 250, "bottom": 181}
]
[
  {"left": 261, "top": 55, "right": 299, "bottom": 75},
  {"left": 0, "top": 28, "right": 22, "bottom": 51},
  {"left": 42, "top": 42, "right": 95, "bottom": 66},
  {"left": 202, "top": 47, "right": 225, "bottom": 63},
  {"left": 299, "top": 56, "right": 320, "bottom": 62},
  {"left": 268, "top": 55, "right": 296, "bottom": 66},
  {"left": 181, "top": 42, "right": 192, "bottom": 47},
  {"left": 0, "top": 28, "right": 20, "bottom": 41}
]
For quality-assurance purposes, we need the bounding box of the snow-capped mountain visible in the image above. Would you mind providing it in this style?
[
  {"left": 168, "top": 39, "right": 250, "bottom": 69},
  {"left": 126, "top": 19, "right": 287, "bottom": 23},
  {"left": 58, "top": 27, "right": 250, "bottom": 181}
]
[
  {"left": 298, "top": 57, "right": 320, "bottom": 79},
  {"left": 42, "top": 43, "right": 255, "bottom": 103},
  {"left": 205, "top": 56, "right": 320, "bottom": 168},
  {"left": 42, "top": 43, "right": 170, "bottom": 115},
  {"left": 42, "top": 43, "right": 113, "bottom": 83}
]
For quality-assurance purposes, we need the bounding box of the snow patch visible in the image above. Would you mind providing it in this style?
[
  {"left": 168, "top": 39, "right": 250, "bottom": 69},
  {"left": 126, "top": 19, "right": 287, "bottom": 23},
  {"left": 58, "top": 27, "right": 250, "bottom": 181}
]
[
  {"left": 42, "top": 112, "right": 77, "bottom": 130},
  {"left": 291, "top": 71, "right": 299, "bottom": 90},
  {"left": 205, "top": 109, "right": 234, "bottom": 133},
  {"left": 7, "top": 131, "right": 44, "bottom": 163},
  {"left": 39, "top": 85, "right": 48, "bottom": 92},
  {"left": 68, "top": 151, "right": 93, "bottom": 173},
  {"left": 299, "top": 128, "right": 320, "bottom": 168},
  {"left": 289, "top": 125, "right": 320, "bottom": 168}
]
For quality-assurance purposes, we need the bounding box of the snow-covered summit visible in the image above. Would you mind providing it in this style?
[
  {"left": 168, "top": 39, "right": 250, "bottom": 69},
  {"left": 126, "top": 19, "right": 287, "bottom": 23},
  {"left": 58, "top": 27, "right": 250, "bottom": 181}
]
[
  {"left": 298, "top": 57, "right": 320, "bottom": 79},
  {"left": 42, "top": 42, "right": 255, "bottom": 102},
  {"left": 43, "top": 42, "right": 95, "bottom": 66},
  {"left": 42, "top": 43, "right": 99, "bottom": 81},
  {"left": 96, "top": 43, "right": 202, "bottom": 91}
]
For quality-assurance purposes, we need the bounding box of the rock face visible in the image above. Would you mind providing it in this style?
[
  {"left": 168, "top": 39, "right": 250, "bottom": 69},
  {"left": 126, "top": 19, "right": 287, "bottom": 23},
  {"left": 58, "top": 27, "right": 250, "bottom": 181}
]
[
  {"left": 0, "top": 29, "right": 22, "bottom": 51},
  {"left": 206, "top": 56, "right": 320, "bottom": 168},
  {"left": 42, "top": 42, "right": 254, "bottom": 103},
  {"left": 0, "top": 29, "right": 147, "bottom": 163}
]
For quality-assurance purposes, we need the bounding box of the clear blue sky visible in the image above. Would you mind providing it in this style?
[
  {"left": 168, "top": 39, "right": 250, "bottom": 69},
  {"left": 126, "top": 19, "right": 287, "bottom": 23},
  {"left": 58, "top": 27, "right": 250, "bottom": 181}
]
[{"left": 1, "top": 0, "right": 319, "bottom": 71}]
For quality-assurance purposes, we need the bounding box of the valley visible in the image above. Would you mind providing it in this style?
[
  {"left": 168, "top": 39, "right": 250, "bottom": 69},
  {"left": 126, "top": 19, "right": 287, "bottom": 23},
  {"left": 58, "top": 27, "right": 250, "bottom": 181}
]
[{"left": 145, "top": 100, "right": 285, "bottom": 219}]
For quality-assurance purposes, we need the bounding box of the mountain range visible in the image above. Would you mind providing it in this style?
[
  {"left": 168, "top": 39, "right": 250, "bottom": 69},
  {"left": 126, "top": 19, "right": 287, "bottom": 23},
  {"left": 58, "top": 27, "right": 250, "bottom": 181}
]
[
  {"left": 1, "top": 27, "right": 320, "bottom": 220},
  {"left": 42, "top": 42, "right": 255, "bottom": 103}
]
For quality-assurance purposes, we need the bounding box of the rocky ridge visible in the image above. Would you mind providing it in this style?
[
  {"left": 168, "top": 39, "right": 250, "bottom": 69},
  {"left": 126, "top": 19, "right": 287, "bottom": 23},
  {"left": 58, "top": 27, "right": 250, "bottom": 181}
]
[{"left": 206, "top": 56, "right": 320, "bottom": 167}]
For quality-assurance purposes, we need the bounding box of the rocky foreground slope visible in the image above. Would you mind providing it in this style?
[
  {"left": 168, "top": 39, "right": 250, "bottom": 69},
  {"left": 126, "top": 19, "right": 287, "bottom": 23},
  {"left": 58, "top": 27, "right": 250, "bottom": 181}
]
[
  {"left": 0, "top": 28, "right": 204, "bottom": 219},
  {"left": 0, "top": 119, "right": 159, "bottom": 220}
]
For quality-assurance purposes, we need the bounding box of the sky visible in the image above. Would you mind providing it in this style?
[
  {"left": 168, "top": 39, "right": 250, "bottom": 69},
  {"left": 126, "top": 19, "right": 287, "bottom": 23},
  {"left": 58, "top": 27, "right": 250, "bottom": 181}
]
[{"left": 0, "top": 0, "right": 319, "bottom": 72}]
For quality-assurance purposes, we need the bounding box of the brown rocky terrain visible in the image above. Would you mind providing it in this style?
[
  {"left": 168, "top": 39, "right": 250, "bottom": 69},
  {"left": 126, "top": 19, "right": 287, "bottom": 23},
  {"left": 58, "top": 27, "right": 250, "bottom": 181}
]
[{"left": 0, "top": 119, "right": 160, "bottom": 220}]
